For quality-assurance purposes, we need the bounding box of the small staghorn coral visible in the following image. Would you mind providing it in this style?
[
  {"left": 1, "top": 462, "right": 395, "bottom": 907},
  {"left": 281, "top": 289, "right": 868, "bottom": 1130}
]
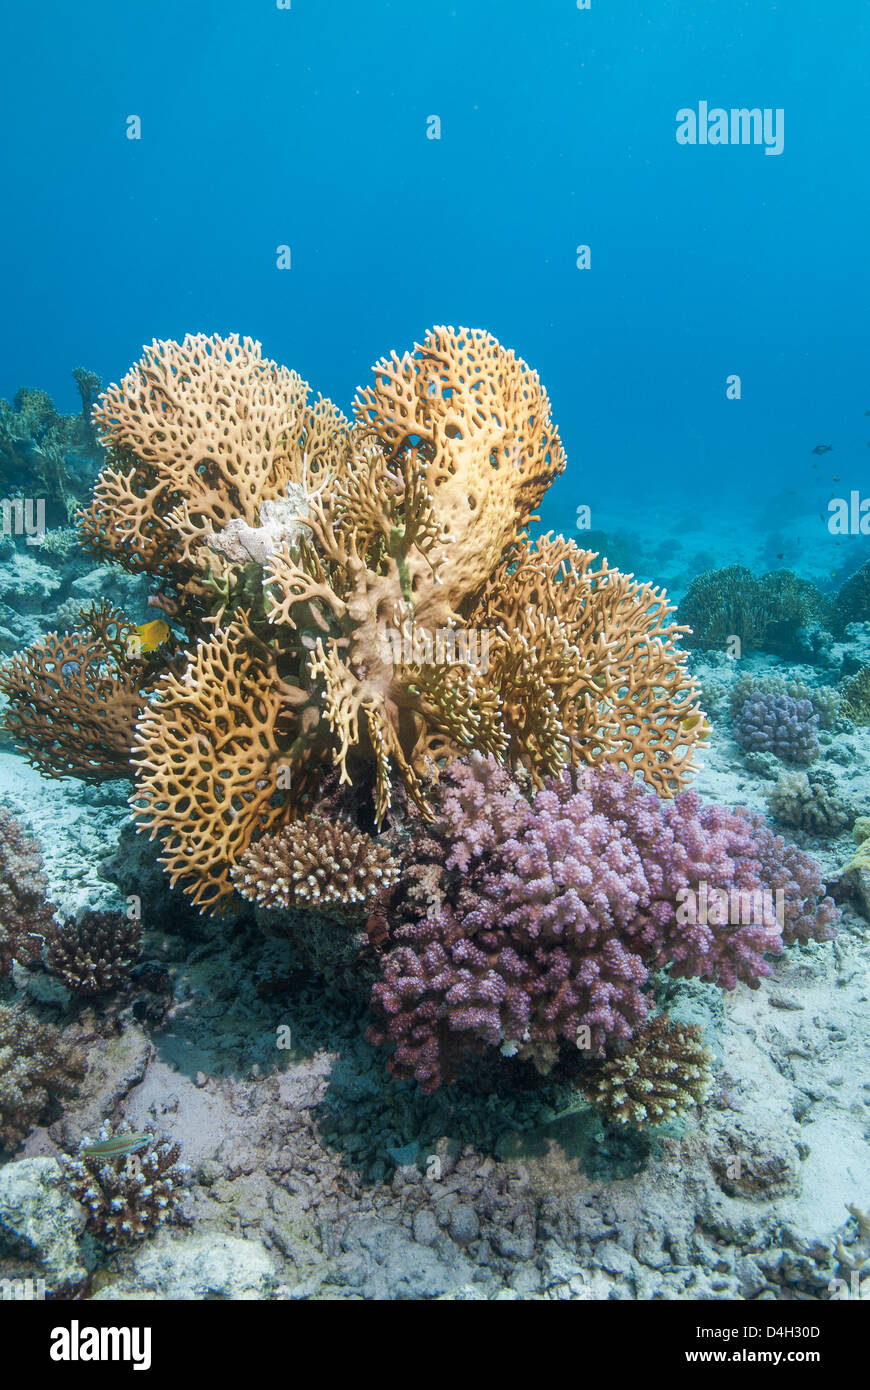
[
  {"left": 65, "top": 328, "right": 705, "bottom": 912},
  {"left": 0, "top": 806, "right": 56, "bottom": 977},
  {"left": 62, "top": 1122, "right": 187, "bottom": 1248},
  {"left": 232, "top": 814, "right": 398, "bottom": 919},
  {"left": 0, "top": 1004, "right": 85, "bottom": 1151},
  {"left": 583, "top": 1012, "right": 713, "bottom": 1127},
  {"left": 45, "top": 909, "right": 142, "bottom": 995}
]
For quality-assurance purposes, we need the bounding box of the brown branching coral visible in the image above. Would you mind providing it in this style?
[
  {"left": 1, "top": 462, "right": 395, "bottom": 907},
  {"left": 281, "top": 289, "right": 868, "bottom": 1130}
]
[
  {"left": 62, "top": 1123, "right": 187, "bottom": 1248},
  {"left": 0, "top": 1004, "right": 85, "bottom": 1151},
  {"left": 0, "top": 807, "right": 56, "bottom": 977},
  {"left": 45, "top": 910, "right": 142, "bottom": 995},
  {"left": 232, "top": 815, "right": 399, "bottom": 919},
  {"left": 583, "top": 1013, "right": 712, "bottom": 1127},
  {"left": 0, "top": 604, "right": 148, "bottom": 782},
  {"left": 70, "top": 327, "right": 706, "bottom": 913}
]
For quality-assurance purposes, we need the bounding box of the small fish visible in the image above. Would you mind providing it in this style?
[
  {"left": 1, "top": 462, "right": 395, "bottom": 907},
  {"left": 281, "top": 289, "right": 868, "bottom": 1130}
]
[
  {"left": 775, "top": 552, "right": 784, "bottom": 559},
  {"left": 81, "top": 1131, "right": 153, "bottom": 1159},
  {"left": 682, "top": 713, "right": 711, "bottom": 739},
  {"left": 128, "top": 619, "right": 170, "bottom": 654},
  {"left": 812, "top": 444, "right": 833, "bottom": 455},
  {"left": 831, "top": 571, "right": 838, "bottom": 579},
  {"left": 833, "top": 475, "right": 841, "bottom": 482}
]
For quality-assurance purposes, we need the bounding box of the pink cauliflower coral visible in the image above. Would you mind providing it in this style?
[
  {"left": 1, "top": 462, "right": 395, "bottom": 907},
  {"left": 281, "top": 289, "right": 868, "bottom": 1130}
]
[{"left": 369, "top": 759, "right": 838, "bottom": 1092}]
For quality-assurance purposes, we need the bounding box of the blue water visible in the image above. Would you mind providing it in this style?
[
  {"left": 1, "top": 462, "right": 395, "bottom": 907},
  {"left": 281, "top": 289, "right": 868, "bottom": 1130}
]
[{"left": 2, "top": 0, "right": 868, "bottom": 525}]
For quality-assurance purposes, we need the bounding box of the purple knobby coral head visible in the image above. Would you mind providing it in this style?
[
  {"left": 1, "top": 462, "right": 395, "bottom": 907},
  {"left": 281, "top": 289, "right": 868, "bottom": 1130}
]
[
  {"left": 369, "top": 760, "right": 839, "bottom": 1091},
  {"left": 733, "top": 691, "right": 819, "bottom": 764}
]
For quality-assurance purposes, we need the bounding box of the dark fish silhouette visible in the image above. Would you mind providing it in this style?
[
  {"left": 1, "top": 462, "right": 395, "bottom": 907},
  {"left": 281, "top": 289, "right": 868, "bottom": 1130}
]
[{"left": 812, "top": 444, "right": 833, "bottom": 455}]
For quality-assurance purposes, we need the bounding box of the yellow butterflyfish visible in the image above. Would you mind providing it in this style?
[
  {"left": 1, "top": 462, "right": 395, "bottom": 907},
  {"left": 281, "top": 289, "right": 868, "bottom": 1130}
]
[
  {"left": 130, "top": 619, "right": 170, "bottom": 654},
  {"left": 682, "top": 713, "right": 711, "bottom": 739}
]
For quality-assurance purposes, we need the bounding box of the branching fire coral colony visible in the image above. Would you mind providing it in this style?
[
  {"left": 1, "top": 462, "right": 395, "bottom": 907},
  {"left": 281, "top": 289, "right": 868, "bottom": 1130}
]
[{"left": 0, "top": 329, "right": 840, "bottom": 1120}]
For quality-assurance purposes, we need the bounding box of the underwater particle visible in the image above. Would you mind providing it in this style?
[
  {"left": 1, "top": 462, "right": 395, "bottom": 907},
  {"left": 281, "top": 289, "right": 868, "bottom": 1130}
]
[
  {"left": 232, "top": 815, "right": 399, "bottom": 920},
  {"left": 0, "top": 1004, "right": 85, "bottom": 1152},
  {"left": 582, "top": 1013, "right": 713, "bottom": 1128},
  {"left": 45, "top": 909, "right": 143, "bottom": 995},
  {"left": 61, "top": 1122, "right": 187, "bottom": 1249},
  {"left": 0, "top": 805, "right": 56, "bottom": 977}
]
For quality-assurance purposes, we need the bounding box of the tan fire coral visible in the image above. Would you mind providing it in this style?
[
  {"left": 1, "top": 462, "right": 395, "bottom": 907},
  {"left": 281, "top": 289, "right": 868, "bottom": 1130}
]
[
  {"left": 78, "top": 333, "right": 352, "bottom": 589},
  {"left": 467, "top": 535, "right": 702, "bottom": 795},
  {"left": 129, "top": 617, "right": 302, "bottom": 911},
  {"left": 65, "top": 326, "right": 706, "bottom": 913}
]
